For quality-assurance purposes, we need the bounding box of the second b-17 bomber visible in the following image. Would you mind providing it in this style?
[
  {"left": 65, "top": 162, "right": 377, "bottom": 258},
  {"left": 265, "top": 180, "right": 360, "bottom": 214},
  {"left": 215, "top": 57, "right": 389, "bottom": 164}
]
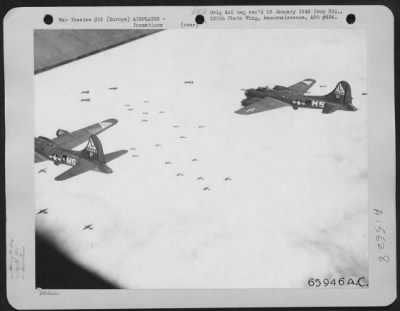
[{"left": 236, "top": 79, "right": 358, "bottom": 114}]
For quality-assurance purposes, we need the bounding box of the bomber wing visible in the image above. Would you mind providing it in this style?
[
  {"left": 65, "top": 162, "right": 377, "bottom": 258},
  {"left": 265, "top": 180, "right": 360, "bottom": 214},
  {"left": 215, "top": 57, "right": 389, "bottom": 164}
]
[
  {"left": 288, "top": 79, "right": 316, "bottom": 95},
  {"left": 53, "top": 119, "right": 118, "bottom": 149},
  {"left": 35, "top": 151, "right": 48, "bottom": 163},
  {"left": 235, "top": 97, "right": 289, "bottom": 115},
  {"left": 54, "top": 161, "right": 95, "bottom": 181}
]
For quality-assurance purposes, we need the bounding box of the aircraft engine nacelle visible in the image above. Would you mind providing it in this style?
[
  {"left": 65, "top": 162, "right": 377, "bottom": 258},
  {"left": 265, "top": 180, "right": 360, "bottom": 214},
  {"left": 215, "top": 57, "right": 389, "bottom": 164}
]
[
  {"left": 56, "top": 129, "right": 71, "bottom": 137},
  {"left": 241, "top": 99, "right": 254, "bottom": 107}
]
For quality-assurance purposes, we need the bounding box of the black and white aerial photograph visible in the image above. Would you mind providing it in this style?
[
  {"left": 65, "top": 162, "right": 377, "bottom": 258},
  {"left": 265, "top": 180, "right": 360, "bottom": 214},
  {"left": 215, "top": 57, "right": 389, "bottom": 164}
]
[{"left": 34, "top": 29, "right": 368, "bottom": 289}]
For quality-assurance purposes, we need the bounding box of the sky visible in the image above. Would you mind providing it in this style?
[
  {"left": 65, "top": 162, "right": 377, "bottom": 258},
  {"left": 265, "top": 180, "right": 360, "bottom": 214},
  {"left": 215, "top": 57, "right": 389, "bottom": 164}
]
[{"left": 35, "top": 29, "right": 368, "bottom": 288}]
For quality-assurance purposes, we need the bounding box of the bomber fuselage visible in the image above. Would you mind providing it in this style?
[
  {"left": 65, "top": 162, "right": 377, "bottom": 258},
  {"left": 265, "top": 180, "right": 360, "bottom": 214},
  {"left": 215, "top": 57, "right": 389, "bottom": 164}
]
[
  {"left": 241, "top": 88, "right": 357, "bottom": 112},
  {"left": 35, "top": 136, "right": 80, "bottom": 167}
]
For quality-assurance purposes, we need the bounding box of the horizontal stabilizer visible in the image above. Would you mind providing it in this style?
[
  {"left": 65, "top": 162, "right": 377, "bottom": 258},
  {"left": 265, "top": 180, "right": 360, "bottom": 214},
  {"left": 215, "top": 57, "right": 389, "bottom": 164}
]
[
  {"left": 104, "top": 150, "right": 128, "bottom": 163},
  {"left": 55, "top": 162, "right": 94, "bottom": 181},
  {"left": 322, "top": 103, "right": 339, "bottom": 114}
]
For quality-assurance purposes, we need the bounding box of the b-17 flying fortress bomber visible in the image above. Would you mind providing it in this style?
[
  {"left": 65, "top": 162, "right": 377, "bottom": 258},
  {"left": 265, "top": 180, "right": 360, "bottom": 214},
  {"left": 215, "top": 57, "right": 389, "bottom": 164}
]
[
  {"left": 236, "top": 79, "right": 358, "bottom": 115},
  {"left": 35, "top": 119, "right": 127, "bottom": 181}
]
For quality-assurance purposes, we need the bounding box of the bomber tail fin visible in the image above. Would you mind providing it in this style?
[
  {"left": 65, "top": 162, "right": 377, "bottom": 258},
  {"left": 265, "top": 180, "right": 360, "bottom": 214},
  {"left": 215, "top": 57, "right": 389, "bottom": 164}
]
[
  {"left": 322, "top": 81, "right": 353, "bottom": 106},
  {"left": 81, "top": 135, "right": 105, "bottom": 163}
]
